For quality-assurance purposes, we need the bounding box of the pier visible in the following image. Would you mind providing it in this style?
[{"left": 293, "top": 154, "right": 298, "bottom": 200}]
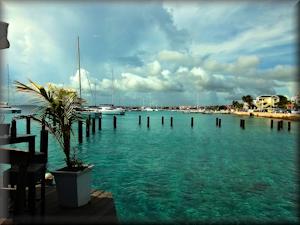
[{"left": 3, "top": 186, "right": 119, "bottom": 224}]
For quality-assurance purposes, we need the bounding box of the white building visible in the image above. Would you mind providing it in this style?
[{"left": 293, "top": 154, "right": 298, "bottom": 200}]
[
  {"left": 254, "top": 95, "right": 280, "bottom": 110},
  {"left": 291, "top": 94, "right": 300, "bottom": 105}
]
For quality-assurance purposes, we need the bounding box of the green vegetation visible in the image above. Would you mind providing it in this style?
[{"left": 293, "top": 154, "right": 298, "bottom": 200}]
[
  {"left": 276, "top": 95, "right": 290, "bottom": 109},
  {"left": 15, "top": 80, "right": 84, "bottom": 168},
  {"left": 242, "top": 95, "right": 254, "bottom": 108},
  {"left": 232, "top": 100, "right": 243, "bottom": 109}
]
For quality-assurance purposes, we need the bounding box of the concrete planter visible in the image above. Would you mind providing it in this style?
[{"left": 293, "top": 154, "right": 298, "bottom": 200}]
[{"left": 52, "top": 165, "right": 94, "bottom": 208}]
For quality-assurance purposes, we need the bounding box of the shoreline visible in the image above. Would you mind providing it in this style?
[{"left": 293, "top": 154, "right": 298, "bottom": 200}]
[{"left": 232, "top": 111, "right": 300, "bottom": 121}]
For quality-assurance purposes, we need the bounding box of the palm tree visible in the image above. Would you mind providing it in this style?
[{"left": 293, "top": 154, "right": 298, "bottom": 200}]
[
  {"left": 15, "top": 80, "right": 85, "bottom": 168},
  {"left": 242, "top": 95, "right": 254, "bottom": 109}
]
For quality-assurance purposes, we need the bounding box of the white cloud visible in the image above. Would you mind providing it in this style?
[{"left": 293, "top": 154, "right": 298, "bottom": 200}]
[
  {"left": 102, "top": 72, "right": 183, "bottom": 93},
  {"left": 147, "top": 60, "right": 161, "bottom": 76},
  {"left": 176, "top": 66, "right": 189, "bottom": 73},
  {"left": 191, "top": 18, "right": 296, "bottom": 58},
  {"left": 158, "top": 50, "right": 186, "bottom": 62}
]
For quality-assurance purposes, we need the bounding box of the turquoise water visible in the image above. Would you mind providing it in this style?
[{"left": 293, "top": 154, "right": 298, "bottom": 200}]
[{"left": 2, "top": 108, "right": 299, "bottom": 223}]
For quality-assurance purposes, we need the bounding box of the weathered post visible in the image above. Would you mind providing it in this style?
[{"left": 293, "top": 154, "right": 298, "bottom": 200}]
[
  {"left": 288, "top": 121, "right": 291, "bottom": 131},
  {"left": 280, "top": 120, "right": 283, "bottom": 130},
  {"left": 270, "top": 120, "right": 273, "bottom": 129},
  {"left": 113, "top": 116, "right": 117, "bottom": 129},
  {"left": 216, "top": 118, "right": 219, "bottom": 126},
  {"left": 170, "top": 117, "right": 173, "bottom": 127},
  {"left": 277, "top": 121, "right": 280, "bottom": 131},
  {"left": 147, "top": 116, "right": 150, "bottom": 128},
  {"left": 218, "top": 118, "right": 221, "bottom": 127},
  {"left": 138, "top": 115, "right": 141, "bottom": 125},
  {"left": 98, "top": 116, "right": 102, "bottom": 130},
  {"left": 240, "top": 119, "right": 243, "bottom": 127},
  {"left": 92, "top": 118, "right": 95, "bottom": 134},
  {"left": 78, "top": 120, "right": 83, "bottom": 143},
  {"left": 11, "top": 119, "right": 16, "bottom": 138},
  {"left": 26, "top": 117, "right": 31, "bottom": 134},
  {"left": 162, "top": 116, "right": 164, "bottom": 125},
  {"left": 86, "top": 117, "right": 90, "bottom": 137},
  {"left": 242, "top": 119, "right": 245, "bottom": 129},
  {"left": 40, "top": 120, "right": 48, "bottom": 161},
  {"left": 191, "top": 117, "right": 194, "bottom": 128}
]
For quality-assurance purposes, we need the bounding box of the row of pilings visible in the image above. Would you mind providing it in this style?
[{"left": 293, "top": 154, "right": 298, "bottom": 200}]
[{"left": 10, "top": 114, "right": 292, "bottom": 146}]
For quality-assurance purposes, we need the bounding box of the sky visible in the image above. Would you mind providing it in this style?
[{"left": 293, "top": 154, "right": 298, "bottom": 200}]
[{"left": 0, "top": 0, "right": 298, "bottom": 106}]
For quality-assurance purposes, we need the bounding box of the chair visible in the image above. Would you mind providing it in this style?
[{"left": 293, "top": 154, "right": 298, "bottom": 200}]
[{"left": 0, "top": 133, "right": 47, "bottom": 215}]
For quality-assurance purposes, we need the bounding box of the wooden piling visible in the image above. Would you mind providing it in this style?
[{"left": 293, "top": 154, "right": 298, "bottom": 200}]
[
  {"left": 113, "top": 116, "right": 117, "bottom": 129},
  {"left": 78, "top": 120, "right": 83, "bottom": 143},
  {"left": 86, "top": 117, "right": 90, "bottom": 137},
  {"left": 162, "top": 116, "right": 164, "bottom": 125},
  {"left": 147, "top": 116, "right": 150, "bottom": 128},
  {"left": 270, "top": 120, "right": 273, "bottom": 129},
  {"left": 288, "top": 121, "right": 291, "bottom": 131},
  {"left": 216, "top": 118, "right": 219, "bottom": 126},
  {"left": 11, "top": 119, "right": 16, "bottom": 138},
  {"left": 92, "top": 118, "right": 96, "bottom": 134},
  {"left": 26, "top": 117, "right": 31, "bottom": 134},
  {"left": 170, "top": 117, "right": 173, "bottom": 127},
  {"left": 218, "top": 118, "right": 221, "bottom": 127},
  {"left": 98, "top": 116, "right": 102, "bottom": 130},
  {"left": 242, "top": 120, "right": 245, "bottom": 129},
  {"left": 277, "top": 121, "right": 280, "bottom": 131},
  {"left": 240, "top": 119, "right": 243, "bottom": 127},
  {"left": 191, "top": 117, "right": 194, "bottom": 127},
  {"left": 280, "top": 120, "right": 283, "bottom": 130},
  {"left": 40, "top": 124, "right": 48, "bottom": 161},
  {"left": 138, "top": 115, "right": 141, "bottom": 125}
]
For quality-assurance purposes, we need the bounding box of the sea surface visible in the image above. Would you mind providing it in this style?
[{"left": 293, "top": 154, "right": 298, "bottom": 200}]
[{"left": 2, "top": 106, "right": 299, "bottom": 223}]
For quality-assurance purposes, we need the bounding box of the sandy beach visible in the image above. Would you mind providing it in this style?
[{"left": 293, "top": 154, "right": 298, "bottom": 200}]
[{"left": 232, "top": 111, "right": 300, "bottom": 121}]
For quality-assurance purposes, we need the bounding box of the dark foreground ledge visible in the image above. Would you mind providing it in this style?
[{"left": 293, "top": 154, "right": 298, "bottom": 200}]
[{"left": 3, "top": 187, "right": 119, "bottom": 225}]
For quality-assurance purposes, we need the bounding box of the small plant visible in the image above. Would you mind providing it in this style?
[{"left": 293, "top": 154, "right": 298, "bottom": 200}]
[{"left": 15, "top": 80, "right": 86, "bottom": 169}]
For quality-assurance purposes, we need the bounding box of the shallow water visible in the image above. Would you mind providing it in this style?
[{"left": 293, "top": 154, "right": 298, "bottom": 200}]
[{"left": 2, "top": 108, "right": 299, "bottom": 223}]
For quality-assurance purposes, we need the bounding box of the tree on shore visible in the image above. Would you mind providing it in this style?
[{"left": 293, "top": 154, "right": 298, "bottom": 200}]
[
  {"left": 276, "top": 95, "right": 290, "bottom": 109},
  {"left": 232, "top": 100, "right": 243, "bottom": 109},
  {"left": 242, "top": 95, "right": 254, "bottom": 109}
]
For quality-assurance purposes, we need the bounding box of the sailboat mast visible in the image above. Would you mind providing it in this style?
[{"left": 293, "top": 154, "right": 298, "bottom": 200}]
[
  {"left": 77, "top": 36, "right": 82, "bottom": 99},
  {"left": 94, "top": 82, "right": 97, "bottom": 106},
  {"left": 111, "top": 68, "right": 114, "bottom": 106},
  {"left": 7, "top": 64, "right": 9, "bottom": 104}
]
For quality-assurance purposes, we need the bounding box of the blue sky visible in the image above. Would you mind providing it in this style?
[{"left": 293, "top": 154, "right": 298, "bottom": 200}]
[{"left": 1, "top": 0, "right": 298, "bottom": 106}]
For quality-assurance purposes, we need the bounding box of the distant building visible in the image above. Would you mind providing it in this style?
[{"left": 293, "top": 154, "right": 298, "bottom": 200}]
[
  {"left": 291, "top": 94, "right": 300, "bottom": 105},
  {"left": 254, "top": 95, "right": 280, "bottom": 110}
]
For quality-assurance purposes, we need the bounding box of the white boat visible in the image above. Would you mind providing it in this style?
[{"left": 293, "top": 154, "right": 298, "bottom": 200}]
[
  {"left": 0, "top": 102, "right": 21, "bottom": 114},
  {"left": 94, "top": 106, "right": 125, "bottom": 115},
  {"left": 0, "top": 66, "right": 21, "bottom": 114},
  {"left": 142, "top": 107, "right": 155, "bottom": 112}
]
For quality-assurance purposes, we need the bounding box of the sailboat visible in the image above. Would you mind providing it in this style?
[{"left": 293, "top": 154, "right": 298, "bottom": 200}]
[
  {"left": 0, "top": 65, "right": 21, "bottom": 114},
  {"left": 74, "top": 36, "right": 101, "bottom": 118},
  {"left": 95, "top": 68, "right": 125, "bottom": 115}
]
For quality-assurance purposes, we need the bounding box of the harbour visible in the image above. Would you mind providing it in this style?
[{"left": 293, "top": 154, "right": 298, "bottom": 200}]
[
  {"left": 2, "top": 107, "right": 298, "bottom": 223},
  {"left": 1, "top": 1, "right": 299, "bottom": 224}
]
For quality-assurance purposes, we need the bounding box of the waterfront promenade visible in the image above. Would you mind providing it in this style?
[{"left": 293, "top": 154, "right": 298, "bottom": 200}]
[{"left": 232, "top": 111, "right": 300, "bottom": 121}]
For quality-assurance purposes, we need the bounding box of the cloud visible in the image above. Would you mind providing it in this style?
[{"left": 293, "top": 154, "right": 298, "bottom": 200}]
[
  {"left": 147, "top": 60, "right": 161, "bottom": 76},
  {"left": 2, "top": 1, "right": 297, "bottom": 105},
  {"left": 158, "top": 50, "right": 187, "bottom": 62},
  {"left": 99, "top": 72, "right": 183, "bottom": 93}
]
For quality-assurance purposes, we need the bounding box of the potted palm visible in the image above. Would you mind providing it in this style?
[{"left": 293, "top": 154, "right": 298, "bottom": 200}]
[{"left": 15, "top": 80, "right": 93, "bottom": 208}]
